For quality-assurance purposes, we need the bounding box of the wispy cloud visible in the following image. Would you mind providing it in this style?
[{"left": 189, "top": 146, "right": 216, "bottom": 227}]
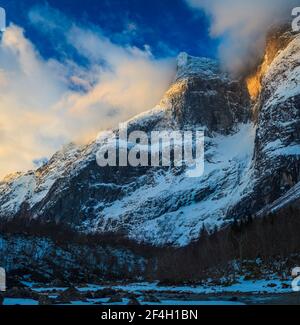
[
  {"left": 186, "top": 0, "right": 298, "bottom": 74},
  {"left": 0, "top": 5, "right": 175, "bottom": 178}
]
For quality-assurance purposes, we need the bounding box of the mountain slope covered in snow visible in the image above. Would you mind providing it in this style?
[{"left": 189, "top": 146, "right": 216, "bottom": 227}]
[
  {"left": 1, "top": 27, "right": 300, "bottom": 268},
  {"left": 0, "top": 50, "right": 253, "bottom": 246}
]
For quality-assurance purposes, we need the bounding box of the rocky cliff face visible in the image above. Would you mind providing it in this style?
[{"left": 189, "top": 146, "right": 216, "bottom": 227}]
[
  {"left": 1, "top": 28, "right": 300, "bottom": 280},
  {"left": 231, "top": 28, "right": 300, "bottom": 218}
]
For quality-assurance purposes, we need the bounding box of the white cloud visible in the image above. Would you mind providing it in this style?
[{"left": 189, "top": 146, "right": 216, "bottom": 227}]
[
  {"left": 0, "top": 7, "right": 175, "bottom": 179},
  {"left": 186, "top": 0, "right": 298, "bottom": 74},
  {"left": 0, "top": 25, "right": 69, "bottom": 178}
]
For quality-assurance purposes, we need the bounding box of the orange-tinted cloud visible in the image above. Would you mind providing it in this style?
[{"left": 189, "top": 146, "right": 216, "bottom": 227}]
[{"left": 0, "top": 22, "right": 175, "bottom": 178}]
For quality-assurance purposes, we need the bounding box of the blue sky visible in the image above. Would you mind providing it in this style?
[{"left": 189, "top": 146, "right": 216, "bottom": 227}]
[
  {"left": 1, "top": 0, "right": 218, "bottom": 60},
  {"left": 0, "top": 0, "right": 221, "bottom": 177}
]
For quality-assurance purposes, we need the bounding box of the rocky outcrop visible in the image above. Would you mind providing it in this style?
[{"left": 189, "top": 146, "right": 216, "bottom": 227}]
[
  {"left": 229, "top": 28, "right": 300, "bottom": 218},
  {"left": 169, "top": 53, "right": 250, "bottom": 133}
]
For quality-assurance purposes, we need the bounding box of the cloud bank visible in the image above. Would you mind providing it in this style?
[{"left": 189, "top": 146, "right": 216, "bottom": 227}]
[
  {"left": 0, "top": 6, "right": 175, "bottom": 178},
  {"left": 186, "top": 0, "right": 298, "bottom": 74}
]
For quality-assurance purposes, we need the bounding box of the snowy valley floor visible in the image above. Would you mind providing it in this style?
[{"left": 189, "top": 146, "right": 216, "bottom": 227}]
[{"left": 2, "top": 277, "right": 299, "bottom": 305}]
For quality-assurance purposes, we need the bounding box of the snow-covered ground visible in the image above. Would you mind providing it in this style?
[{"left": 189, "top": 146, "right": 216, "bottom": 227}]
[
  {"left": 22, "top": 277, "right": 293, "bottom": 295},
  {"left": 89, "top": 279, "right": 291, "bottom": 295},
  {"left": 3, "top": 298, "right": 39, "bottom": 305},
  {"left": 67, "top": 299, "right": 245, "bottom": 306},
  {"left": 2, "top": 297, "right": 245, "bottom": 306},
  {"left": 5, "top": 276, "right": 294, "bottom": 306}
]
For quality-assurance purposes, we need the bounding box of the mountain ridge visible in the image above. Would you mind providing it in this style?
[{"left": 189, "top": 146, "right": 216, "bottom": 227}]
[
  {"left": 1, "top": 27, "right": 300, "bottom": 281},
  {"left": 0, "top": 50, "right": 252, "bottom": 246}
]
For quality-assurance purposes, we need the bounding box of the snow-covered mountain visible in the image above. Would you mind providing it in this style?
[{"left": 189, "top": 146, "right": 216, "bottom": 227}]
[
  {"left": 0, "top": 52, "right": 251, "bottom": 246},
  {"left": 1, "top": 26, "right": 300, "bottom": 281}
]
